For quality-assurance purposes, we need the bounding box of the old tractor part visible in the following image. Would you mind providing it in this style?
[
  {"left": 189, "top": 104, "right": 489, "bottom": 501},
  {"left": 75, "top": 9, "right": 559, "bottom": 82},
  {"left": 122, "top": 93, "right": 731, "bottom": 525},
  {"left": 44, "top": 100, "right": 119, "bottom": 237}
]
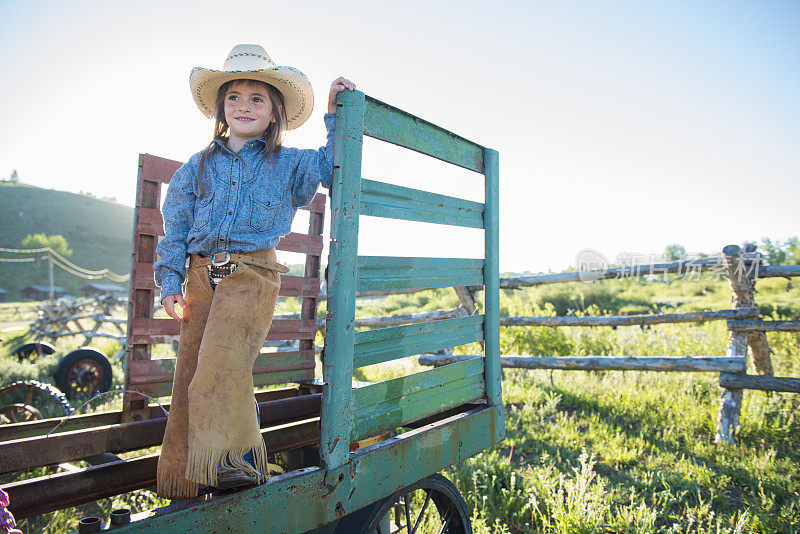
[
  {"left": 0, "top": 404, "right": 43, "bottom": 424},
  {"left": 0, "top": 380, "right": 73, "bottom": 421},
  {"left": 10, "top": 341, "right": 56, "bottom": 363},
  {"left": 54, "top": 347, "right": 113, "bottom": 400}
]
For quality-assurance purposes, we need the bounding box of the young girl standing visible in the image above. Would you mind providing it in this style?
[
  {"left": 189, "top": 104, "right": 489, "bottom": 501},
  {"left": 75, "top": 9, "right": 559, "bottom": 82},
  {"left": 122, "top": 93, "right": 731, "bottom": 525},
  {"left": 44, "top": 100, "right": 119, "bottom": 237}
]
[{"left": 153, "top": 44, "right": 355, "bottom": 499}]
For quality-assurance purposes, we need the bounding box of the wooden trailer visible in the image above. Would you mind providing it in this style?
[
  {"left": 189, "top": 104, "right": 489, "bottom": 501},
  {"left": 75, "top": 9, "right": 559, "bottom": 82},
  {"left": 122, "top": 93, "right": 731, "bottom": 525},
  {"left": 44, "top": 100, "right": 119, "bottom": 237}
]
[{"left": 0, "top": 90, "right": 504, "bottom": 533}]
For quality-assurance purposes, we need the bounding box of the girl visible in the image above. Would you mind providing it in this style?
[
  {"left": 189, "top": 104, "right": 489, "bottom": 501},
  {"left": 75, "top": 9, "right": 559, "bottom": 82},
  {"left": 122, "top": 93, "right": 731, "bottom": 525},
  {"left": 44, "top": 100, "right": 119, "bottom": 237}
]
[{"left": 153, "top": 44, "right": 355, "bottom": 499}]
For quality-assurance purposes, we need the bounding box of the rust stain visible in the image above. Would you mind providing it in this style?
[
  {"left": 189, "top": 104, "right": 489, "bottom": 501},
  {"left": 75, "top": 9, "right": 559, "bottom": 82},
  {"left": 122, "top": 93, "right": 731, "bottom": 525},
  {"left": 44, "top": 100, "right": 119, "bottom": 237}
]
[
  {"left": 335, "top": 501, "right": 346, "bottom": 519},
  {"left": 348, "top": 459, "right": 357, "bottom": 479}
]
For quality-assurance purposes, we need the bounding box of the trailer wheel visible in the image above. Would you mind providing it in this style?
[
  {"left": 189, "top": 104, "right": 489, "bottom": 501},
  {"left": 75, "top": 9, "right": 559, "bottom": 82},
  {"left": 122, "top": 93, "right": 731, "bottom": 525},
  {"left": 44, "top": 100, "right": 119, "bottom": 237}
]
[
  {"left": 11, "top": 341, "right": 56, "bottom": 362},
  {"left": 338, "top": 473, "right": 471, "bottom": 534},
  {"left": 54, "top": 347, "right": 113, "bottom": 400}
]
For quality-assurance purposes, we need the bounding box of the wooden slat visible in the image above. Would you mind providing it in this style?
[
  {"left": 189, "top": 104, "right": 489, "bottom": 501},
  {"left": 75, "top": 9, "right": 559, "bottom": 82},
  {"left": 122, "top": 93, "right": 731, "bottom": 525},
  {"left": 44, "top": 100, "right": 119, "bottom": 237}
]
[
  {"left": 279, "top": 276, "right": 320, "bottom": 298},
  {"left": 719, "top": 372, "right": 800, "bottom": 393},
  {"left": 728, "top": 319, "right": 800, "bottom": 332},
  {"left": 418, "top": 354, "right": 749, "bottom": 373},
  {"left": 252, "top": 350, "right": 315, "bottom": 375},
  {"left": 276, "top": 232, "right": 324, "bottom": 255},
  {"left": 360, "top": 179, "right": 484, "bottom": 228},
  {"left": 504, "top": 308, "right": 761, "bottom": 327},
  {"left": 137, "top": 207, "right": 163, "bottom": 227},
  {"left": 130, "top": 269, "right": 317, "bottom": 297},
  {"left": 299, "top": 193, "right": 327, "bottom": 214},
  {"left": 266, "top": 319, "right": 317, "bottom": 337},
  {"left": 131, "top": 318, "right": 180, "bottom": 336},
  {"left": 355, "top": 358, "right": 484, "bottom": 407},
  {"left": 129, "top": 334, "right": 178, "bottom": 345},
  {"left": 128, "top": 351, "right": 315, "bottom": 385},
  {"left": 141, "top": 154, "right": 182, "bottom": 184},
  {"left": 352, "top": 359, "right": 485, "bottom": 441},
  {"left": 363, "top": 96, "right": 484, "bottom": 173},
  {"left": 354, "top": 315, "right": 484, "bottom": 368},
  {"left": 131, "top": 261, "right": 156, "bottom": 290},
  {"left": 357, "top": 256, "right": 484, "bottom": 292},
  {"left": 758, "top": 265, "right": 800, "bottom": 279},
  {"left": 130, "top": 318, "right": 314, "bottom": 338}
]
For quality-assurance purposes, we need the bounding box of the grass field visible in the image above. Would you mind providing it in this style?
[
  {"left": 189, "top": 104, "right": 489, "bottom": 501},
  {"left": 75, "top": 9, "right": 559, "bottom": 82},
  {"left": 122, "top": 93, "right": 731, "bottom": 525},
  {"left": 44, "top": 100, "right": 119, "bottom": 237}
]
[{"left": 1, "top": 274, "right": 798, "bottom": 533}]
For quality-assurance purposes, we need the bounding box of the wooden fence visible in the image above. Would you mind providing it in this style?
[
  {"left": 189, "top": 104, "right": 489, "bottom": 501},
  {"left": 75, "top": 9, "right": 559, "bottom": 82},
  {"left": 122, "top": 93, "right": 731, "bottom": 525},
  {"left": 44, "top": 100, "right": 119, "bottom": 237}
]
[{"left": 412, "top": 244, "right": 800, "bottom": 445}]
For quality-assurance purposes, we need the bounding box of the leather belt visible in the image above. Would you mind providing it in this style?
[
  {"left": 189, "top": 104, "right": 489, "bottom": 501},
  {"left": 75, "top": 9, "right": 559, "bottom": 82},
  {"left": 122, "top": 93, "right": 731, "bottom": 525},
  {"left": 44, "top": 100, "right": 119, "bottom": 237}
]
[{"left": 193, "top": 252, "right": 290, "bottom": 274}]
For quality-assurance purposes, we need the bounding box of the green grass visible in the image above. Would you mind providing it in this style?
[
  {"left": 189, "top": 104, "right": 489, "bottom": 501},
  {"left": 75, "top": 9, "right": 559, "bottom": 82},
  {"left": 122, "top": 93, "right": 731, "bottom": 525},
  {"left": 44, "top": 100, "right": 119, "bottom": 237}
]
[
  {"left": 352, "top": 286, "right": 800, "bottom": 533},
  {"left": 448, "top": 368, "right": 799, "bottom": 533},
  {"left": 2, "top": 274, "right": 799, "bottom": 533}
]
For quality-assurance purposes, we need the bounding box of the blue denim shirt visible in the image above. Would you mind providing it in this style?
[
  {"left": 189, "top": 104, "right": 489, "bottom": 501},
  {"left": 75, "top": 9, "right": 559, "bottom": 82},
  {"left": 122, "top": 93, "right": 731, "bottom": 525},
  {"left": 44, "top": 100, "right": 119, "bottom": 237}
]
[{"left": 154, "top": 113, "right": 336, "bottom": 300}]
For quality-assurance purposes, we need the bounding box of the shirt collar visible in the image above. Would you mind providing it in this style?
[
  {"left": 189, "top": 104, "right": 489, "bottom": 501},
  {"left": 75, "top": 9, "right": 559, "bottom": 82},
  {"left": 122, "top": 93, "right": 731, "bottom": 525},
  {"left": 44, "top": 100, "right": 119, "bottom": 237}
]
[{"left": 214, "top": 137, "right": 266, "bottom": 152}]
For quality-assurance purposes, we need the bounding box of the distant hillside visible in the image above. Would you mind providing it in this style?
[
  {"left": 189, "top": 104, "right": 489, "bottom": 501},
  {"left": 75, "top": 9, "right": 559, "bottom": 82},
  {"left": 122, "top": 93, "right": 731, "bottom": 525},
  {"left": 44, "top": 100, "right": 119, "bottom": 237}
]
[{"left": 0, "top": 182, "right": 133, "bottom": 299}]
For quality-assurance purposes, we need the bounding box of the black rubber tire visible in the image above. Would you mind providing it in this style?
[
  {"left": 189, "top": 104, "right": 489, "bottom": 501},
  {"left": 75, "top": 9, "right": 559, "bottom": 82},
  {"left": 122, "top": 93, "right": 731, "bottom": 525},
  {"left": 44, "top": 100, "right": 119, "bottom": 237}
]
[
  {"left": 336, "top": 474, "right": 471, "bottom": 534},
  {"left": 54, "top": 347, "right": 113, "bottom": 400},
  {"left": 11, "top": 341, "right": 56, "bottom": 362}
]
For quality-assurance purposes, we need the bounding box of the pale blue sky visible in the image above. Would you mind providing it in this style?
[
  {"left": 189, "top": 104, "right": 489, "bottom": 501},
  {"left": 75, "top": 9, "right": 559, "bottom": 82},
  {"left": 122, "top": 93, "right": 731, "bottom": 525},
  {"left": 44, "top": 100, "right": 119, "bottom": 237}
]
[{"left": 1, "top": 1, "right": 797, "bottom": 272}]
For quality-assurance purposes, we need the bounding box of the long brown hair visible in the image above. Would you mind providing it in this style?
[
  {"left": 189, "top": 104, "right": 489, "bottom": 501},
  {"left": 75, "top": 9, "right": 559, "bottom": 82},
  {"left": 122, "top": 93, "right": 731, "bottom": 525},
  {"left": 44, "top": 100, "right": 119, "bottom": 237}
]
[{"left": 196, "top": 79, "right": 288, "bottom": 196}]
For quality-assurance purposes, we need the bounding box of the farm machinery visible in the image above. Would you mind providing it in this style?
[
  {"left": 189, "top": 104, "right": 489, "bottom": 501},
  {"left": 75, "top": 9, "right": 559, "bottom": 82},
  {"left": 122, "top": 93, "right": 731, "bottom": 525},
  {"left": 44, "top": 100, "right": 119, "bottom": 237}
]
[
  {"left": 0, "top": 90, "right": 503, "bottom": 533},
  {"left": 1, "top": 294, "right": 127, "bottom": 421}
]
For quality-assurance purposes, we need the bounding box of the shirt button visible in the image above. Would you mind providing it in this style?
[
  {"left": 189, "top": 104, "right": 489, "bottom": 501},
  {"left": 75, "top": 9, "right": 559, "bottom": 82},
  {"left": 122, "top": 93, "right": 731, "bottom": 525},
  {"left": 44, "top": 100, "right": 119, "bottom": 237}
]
[
  {"left": 232, "top": 181, "right": 236, "bottom": 185},
  {"left": 219, "top": 237, "right": 224, "bottom": 241},
  {"left": 228, "top": 211, "right": 233, "bottom": 215}
]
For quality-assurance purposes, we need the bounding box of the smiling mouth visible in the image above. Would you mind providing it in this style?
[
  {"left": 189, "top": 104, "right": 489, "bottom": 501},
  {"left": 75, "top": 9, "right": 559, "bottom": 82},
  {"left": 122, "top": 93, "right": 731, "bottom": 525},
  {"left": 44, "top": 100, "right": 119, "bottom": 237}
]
[{"left": 234, "top": 117, "right": 255, "bottom": 122}]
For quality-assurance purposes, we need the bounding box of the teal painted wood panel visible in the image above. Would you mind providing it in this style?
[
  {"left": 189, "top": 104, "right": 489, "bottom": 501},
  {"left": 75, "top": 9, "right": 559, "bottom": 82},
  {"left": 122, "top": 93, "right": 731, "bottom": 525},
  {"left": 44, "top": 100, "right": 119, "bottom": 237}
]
[
  {"left": 483, "top": 148, "right": 504, "bottom": 444},
  {"left": 353, "top": 315, "right": 485, "bottom": 368},
  {"left": 357, "top": 256, "right": 484, "bottom": 292},
  {"left": 360, "top": 179, "right": 484, "bottom": 228},
  {"left": 111, "top": 405, "right": 502, "bottom": 534},
  {"left": 320, "top": 89, "right": 364, "bottom": 470},
  {"left": 352, "top": 375, "right": 485, "bottom": 442},
  {"left": 354, "top": 358, "right": 484, "bottom": 407},
  {"left": 364, "top": 96, "right": 485, "bottom": 173}
]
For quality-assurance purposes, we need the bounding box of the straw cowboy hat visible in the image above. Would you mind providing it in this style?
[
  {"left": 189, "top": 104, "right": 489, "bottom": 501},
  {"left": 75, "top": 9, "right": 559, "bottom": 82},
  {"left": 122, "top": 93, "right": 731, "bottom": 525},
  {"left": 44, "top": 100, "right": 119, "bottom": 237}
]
[{"left": 189, "top": 44, "right": 314, "bottom": 130}]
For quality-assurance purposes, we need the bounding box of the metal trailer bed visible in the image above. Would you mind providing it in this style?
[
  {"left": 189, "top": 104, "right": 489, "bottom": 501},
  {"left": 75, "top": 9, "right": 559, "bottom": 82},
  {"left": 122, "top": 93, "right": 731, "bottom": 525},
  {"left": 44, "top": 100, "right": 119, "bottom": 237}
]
[{"left": 0, "top": 90, "right": 504, "bottom": 533}]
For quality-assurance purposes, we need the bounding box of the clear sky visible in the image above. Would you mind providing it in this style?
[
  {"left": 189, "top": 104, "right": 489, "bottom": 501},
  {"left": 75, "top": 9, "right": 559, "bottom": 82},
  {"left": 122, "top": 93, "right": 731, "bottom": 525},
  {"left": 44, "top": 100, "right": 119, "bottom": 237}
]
[{"left": 1, "top": 0, "right": 798, "bottom": 272}]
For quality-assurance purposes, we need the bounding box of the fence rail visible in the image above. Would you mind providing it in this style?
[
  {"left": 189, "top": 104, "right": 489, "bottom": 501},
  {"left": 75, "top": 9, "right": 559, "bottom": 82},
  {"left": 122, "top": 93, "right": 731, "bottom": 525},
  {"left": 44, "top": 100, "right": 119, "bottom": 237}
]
[
  {"left": 408, "top": 245, "right": 798, "bottom": 446},
  {"left": 419, "top": 354, "right": 748, "bottom": 373}
]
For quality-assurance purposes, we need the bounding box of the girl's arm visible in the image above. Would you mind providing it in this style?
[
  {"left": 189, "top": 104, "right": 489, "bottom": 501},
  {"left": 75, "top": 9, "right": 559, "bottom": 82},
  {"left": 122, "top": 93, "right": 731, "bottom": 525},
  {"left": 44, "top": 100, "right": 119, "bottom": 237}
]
[
  {"left": 154, "top": 158, "right": 199, "bottom": 318},
  {"left": 289, "top": 77, "right": 356, "bottom": 208}
]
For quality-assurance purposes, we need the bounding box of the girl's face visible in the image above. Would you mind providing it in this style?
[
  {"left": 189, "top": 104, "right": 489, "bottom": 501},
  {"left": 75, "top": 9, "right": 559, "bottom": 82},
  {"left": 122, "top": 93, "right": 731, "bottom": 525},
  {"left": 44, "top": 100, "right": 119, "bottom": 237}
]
[{"left": 223, "top": 80, "right": 275, "bottom": 142}]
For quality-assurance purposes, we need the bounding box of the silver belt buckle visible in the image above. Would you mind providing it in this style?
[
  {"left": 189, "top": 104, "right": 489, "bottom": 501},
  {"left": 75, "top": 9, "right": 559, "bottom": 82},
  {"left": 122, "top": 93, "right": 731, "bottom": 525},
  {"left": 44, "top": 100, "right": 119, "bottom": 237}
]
[{"left": 211, "top": 252, "right": 231, "bottom": 267}]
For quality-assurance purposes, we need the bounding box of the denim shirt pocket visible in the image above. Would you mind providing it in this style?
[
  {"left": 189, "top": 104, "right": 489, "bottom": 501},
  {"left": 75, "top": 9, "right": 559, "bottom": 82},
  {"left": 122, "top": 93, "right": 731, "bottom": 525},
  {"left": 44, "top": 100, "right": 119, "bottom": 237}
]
[
  {"left": 249, "top": 192, "right": 279, "bottom": 232},
  {"left": 193, "top": 193, "right": 214, "bottom": 230}
]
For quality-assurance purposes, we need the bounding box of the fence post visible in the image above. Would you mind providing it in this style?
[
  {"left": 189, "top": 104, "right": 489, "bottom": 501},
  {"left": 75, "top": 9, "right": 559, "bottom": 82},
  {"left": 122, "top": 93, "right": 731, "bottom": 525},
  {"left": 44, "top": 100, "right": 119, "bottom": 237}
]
[
  {"left": 716, "top": 331, "right": 746, "bottom": 444},
  {"left": 716, "top": 244, "right": 756, "bottom": 444},
  {"left": 724, "top": 244, "right": 774, "bottom": 375}
]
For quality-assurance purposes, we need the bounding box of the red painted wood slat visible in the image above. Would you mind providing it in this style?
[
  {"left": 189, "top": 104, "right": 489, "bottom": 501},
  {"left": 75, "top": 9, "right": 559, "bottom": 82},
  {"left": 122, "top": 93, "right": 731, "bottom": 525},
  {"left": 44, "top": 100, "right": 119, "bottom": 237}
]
[
  {"left": 129, "top": 350, "right": 315, "bottom": 384},
  {"left": 277, "top": 233, "right": 324, "bottom": 255},
  {"left": 141, "top": 154, "right": 182, "bottom": 183}
]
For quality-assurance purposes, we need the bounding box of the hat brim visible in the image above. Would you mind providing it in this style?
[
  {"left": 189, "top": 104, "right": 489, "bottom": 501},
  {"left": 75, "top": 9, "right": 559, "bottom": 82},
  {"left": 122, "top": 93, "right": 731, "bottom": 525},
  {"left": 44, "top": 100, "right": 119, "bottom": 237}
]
[{"left": 189, "top": 66, "right": 314, "bottom": 130}]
